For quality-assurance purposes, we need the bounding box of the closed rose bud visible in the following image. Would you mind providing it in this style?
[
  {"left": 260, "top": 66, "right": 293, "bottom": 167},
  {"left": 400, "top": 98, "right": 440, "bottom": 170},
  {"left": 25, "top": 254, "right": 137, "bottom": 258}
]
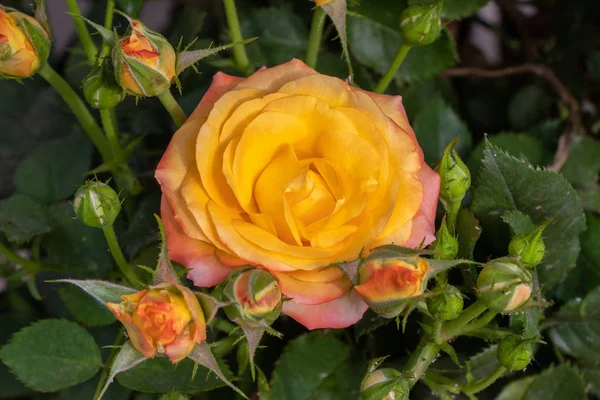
[
  {"left": 477, "top": 259, "right": 532, "bottom": 313},
  {"left": 361, "top": 368, "right": 409, "bottom": 400},
  {"left": 73, "top": 181, "right": 121, "bottom": 228},
  {"left": 112, "top": 19, "right": 176, "bottom": 97},
  {"left": 399, "top": 1, "right": 443, "bottom": 46},
  {"left": 436, "top": 138, "right": 471, "bottom": 213},
  {"left": 223, "top": 268, "right": 282, "bottom": 328},
  {"left": 430, "top": 215, "right": 458, "bottom": 260},
  {"left": 107, "top": 283, "right": 206, "bottom": 363},
  {"left": 427, "top": 285, "right": 463, "bottom": 321},
  {"left": 508, "top": 221, "right": 550, "bottom": 268},
  {"left": 0, "top": 7, "right": 50, "bottom": 78},
  {"left": 497, "top": 336, "right": 534, "bottom": 371},
  {"left": 83, "top": 60, "right": 125, "bottom": 109},
  {"left": 355, "top": 256, "right": 428, "bottom": 318}
]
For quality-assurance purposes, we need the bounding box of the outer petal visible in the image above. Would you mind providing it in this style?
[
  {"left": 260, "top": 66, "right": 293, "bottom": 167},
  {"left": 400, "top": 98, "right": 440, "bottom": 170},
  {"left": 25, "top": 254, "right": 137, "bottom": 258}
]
[
  {"left": 164, "top": 330, "right": 196, "bottom": 363},
  {"left": 106, "top": 302, "right": 156, "bottom": 359},
  {"left": 271, "top": 267, "right": 352, "bottom": 305},
  {"left": 236, "top": 58, "right": 316, "bottom": 92},
  {"left": 282, "top": 290, "right": 368, "bottom": 330},
  {"left": 161, "top": 197, "right": 238, "bottom": 287},
  {"left": 176, "top": 283, "right": 207, "bottom": 344},
  {"left": 406, "top": 164, "right": 440, "bottom": 248}
]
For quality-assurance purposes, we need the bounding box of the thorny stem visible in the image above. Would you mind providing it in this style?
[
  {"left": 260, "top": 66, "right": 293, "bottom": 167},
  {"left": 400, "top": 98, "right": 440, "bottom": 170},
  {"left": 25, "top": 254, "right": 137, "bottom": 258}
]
[
  {"left": 404, "top": 338, "right": 440, "bottom": 387},
  {"left": 158, "top": 90, "right": 188, "bottom": 128},
  {"left": 374, "top": 44, "right": 412, "bottom": 94},
  {"left": 223, "top": 0, "right": 253, "bottom": 76},
  {"left": 305, "top": 7, "right": 327, "bottom": 69}
]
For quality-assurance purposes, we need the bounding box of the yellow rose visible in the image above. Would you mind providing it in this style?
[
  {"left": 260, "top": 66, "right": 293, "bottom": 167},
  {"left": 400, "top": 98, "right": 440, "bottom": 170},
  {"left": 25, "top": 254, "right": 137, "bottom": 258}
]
[
  {"left": 156, "top": 59, "right": 440, "bottom": 330},
  {"left": 0, "top": 7, "right": 49, "bottom": 78},
  {"left": 107, "top": 283, "right": 206, "bottom": 363}
]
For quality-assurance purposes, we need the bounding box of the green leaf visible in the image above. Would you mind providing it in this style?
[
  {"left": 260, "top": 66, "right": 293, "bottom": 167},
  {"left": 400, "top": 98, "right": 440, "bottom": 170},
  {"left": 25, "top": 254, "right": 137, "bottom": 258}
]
[
  {"left": 547, "top": 286, "right": 600, "bottom": 362},
  {"left": 43, "top": 202, "right": 113, "bottom": 277},
  {"left": 14, "top": 134, "right": 93, "bottom": 204},
  {"left": 467, "top": 133, "right": 551, "bottom": 176},
  {"left": 403, "top": 77, "right": 457, "bottom": 121},
  {"left": 348, "top": 13, "right": 458, "bottom": 83},
  {"left": 120, "top": 194, "right": 160, "bottom": 259},
  {"left": 560, "top": 135, "right": 600, "bottom": 188},
  {"left": 53, "top": 279, "right": 137, "bottom": 305},
  {"left": 587, "top": 51, "right": 600, "bottom": 83},
  {"left": 97, "top": 341, "right": 147, "bottom": 400},
  {"left": 116, "top": 353, "right": 230, "bottom": 393},
  {"left": 471, "top": 141, "right": 586, "bottom": 289},
  {"left": 501, "top": 211, "right": 535, "bottom": 236},
  {"left": 241, "top": 9, "right": 307, "bottom": 67},
  {"left": 270, "top": 333, "right": 351, "bottom": 400},
  {"left": 508, "top": 85, "right": 553, "bottom": 130},
  {"left": 443, "top": 0, "right": 488, "bottom": 19},
  {"left": 582, "top": 368, "right": 600, "bottom": 397},
  {"left": 578, "top": 188, "right": 600, "bottom": 213},
  {"left": 115, "top": 0, "right": 143, "bottom": 17},
  {"left": 456, "top": 208, "right": 482, "bottom": 260},
  {"left": 307, "top": 353, "right": 366, "bottom": 399},
  {"left": 158, "top": 393, "right": 190, "bottom": 400},
  {"left": 523, "top": 365, "right": 585, "bottom": 400},
  {"left": 495, "top": 376, "right": 535, "bottom": 400},
  {"left": 0, "top": 194, "right": 52, "bottom": 243},
  {"left": 0, "top": 319, "right": 101, "bottom": 392},
  {"left": 58, "top": 285, "right": 117, "bottom": 327},
  {"left": 413, "top": 95, "right": 472, "bottom": 164}
]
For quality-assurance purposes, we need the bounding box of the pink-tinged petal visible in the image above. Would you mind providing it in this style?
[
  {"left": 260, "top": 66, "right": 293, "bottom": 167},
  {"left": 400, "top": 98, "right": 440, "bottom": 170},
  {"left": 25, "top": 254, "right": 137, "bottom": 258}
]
[
  {"left": 161, "top": 197, "right": 238, "bottom": 287},
  {"left": 271, "top": 267, "right": 352, "bottom": 305},
  {"left": 176, "top": 284, "right": 207, "bottom": 344},
  {"left": 189, "top": 72, "right": 245, "bottom": 120},
  {"left": 282, "top": 290, "right": 368, "bottom": 330},
  {"left": 106, "top": 303, "right": 156, "bottom": 359},
  {"left": 406, "top": 164, "right": 440, "bottom": 248},
  {"left": 164, "top": 332, "right": 195, "bottom": 363},
  {"left": 236, "top": 58, "right": 317, "bottom": 92}
]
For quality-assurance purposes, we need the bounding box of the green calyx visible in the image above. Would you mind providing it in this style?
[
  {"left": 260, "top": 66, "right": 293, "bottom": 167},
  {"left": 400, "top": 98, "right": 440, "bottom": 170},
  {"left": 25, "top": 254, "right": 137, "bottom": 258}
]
[
  {"left": 399, "top": 1, "right": 443, "bottom": 46},
  {"left": 83, "top": 59, "right": 125, "bottom": 109},
  {"left": 476, "top": 258, "right": 533, "bottom": 313},
  {"left": 361, "top": 367, "right": 409, "bottom": 400},
  {"left": 436, "top": 137, "right": 471, "bottom": 211},
  {"left": 73, "top": 180, "right": 122, "bottom": 228},
  {"left": 497, "top": 336, "right": 535, "bottom": 371},
  {"left": 427, "top": 285, "right": 463, "bottom": 321},
  {"left": 430, "top": 215, "right": 459, "bottom": 260},
  {"left": 508, "top": 220, "right": 551, "bottom": 268}
]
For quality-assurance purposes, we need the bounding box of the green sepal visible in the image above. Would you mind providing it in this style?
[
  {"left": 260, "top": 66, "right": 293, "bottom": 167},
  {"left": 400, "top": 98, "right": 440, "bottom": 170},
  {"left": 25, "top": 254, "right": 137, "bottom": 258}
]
[
  {"left": 19, "top": 18, "right": 50, "bottom": 69},
  {"left": 68, "top": 13, "right": 116, "bottom": 45},
  {"left": 96, "top": 341, "right": 147, "bottom": 400},
  {"left": 320, "top": 0, "right": 354, "bottom": 82},
  {"left": 33, "top": 0, "right": 51, "bottom": 35},
  {"left": 175, "top": 38, "right": 257, "bottom": 76},
  {"left": 114, "top": 46, "right": 172, "bottom": 96}
]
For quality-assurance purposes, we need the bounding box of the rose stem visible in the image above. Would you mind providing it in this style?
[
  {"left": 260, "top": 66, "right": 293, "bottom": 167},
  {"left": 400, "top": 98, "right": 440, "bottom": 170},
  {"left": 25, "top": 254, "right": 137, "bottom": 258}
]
[
  {"left": 158, "top": 90, "right": 188, "bottom": 128},
  {"left": 92, "top": 328, "right": 125, "bottom": 400},
  {"left": 222, "top": 0, "right": 253, "bottom": 76},
  {"left": 404, "top": 338, "right": 440, "bottom": 387},
  {"left": 441, "top": 300, "right": 488, "bottom": 341},
  {"left": 66, "top": 0, "right": 97, "bottom": 64},
  {"left": 462, "top": 365, "right": 507, "bottom": 396},
  {"left": 374, "top": 43, "right": 412, "bottom": 94},
  {"left": 102, "top": 225, "right": 140, "bottom": 287},
  {"left": 306, "top": 6, "right": 327, "bottom": 68}
]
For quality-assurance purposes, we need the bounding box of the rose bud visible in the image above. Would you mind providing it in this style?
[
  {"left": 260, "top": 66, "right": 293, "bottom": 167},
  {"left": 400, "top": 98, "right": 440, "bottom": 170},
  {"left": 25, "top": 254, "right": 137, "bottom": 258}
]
[
  {"left": 508, "top": 220, "right": 550, "bottom": 268},
  {"left": 497, "top": 336, "right": 534, "bottom": 371},
  {"left": 361, "top": 368, "right": 409, "bottom": 400},
  {"left": 223, "top": 268, "right": 282, "bottom": 328},
  {"left": 399, "top": 1, "right": 443, "bottom": 46},
  {"left": 435, "top": 138, "right": 471, "bottom": 222},
  {"left": 355, "top": 256, "right": 428, "bottom": 318},
  {"left": 476, "top": 258, "right": 532, "bottom": 313},
  {"left": 83, "top": 59, "right": 125, "bottom": 109},
  {"left": 430, "top": 215, "right": 458, "bottom": 261},
  {"left": 107, "top": 283, "right": 206, "bottom": 363},
  {"left": 427, "top": 285, "right": 463, "bottom": 321},
  {"left": 0, "top": 6, "right": 50, "bottom": 78},
  {"left": 112, "top": 18, "right": 176, "bottom": 97},
  {"left": 73, "top": 181, "right": 121, "bottom": 228}
]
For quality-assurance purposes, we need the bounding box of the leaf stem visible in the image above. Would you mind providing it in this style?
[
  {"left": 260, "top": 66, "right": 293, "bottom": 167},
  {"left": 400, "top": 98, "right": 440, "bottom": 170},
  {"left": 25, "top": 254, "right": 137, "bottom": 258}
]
[
  {"left": 66, "top": 0, "right": 98, "bottom": 64},
  {"left": 102, "top": 225, "right": 139, "bottom": 287},
  {"left": 374, "top": 44, "right": 412, "bottom": 94},
  {"left": 38, "top": 64, "right": 112, "bottom": 161},
  {"left": 93, "top": 328, "right": 125, "bottom": 400},
  {"left": 158, "top": 90, "right": 187, "bottom": 128},
  {"left": 222, "top": 0, "right": 253, "bottom": 76},
  {"left": 462, "top": 365, "right": 506, "bottom": 396},
  {"left": 0, "top": 242, "right": 40, "bottom": 273},
  {"left": 100, "top": 0, "right": 115, "bottom": 58},
  {"left": 461, "top": 310, "right": 497, "bottom": 335},
  {"left": 441, "top": 300, "right": 488, "bottom": 340},
  {"left": 306, "top": 7, "right": 327, "bottom": 68},
  {"left": 404, "top": 338, "right": 440, "bottom": 387}
]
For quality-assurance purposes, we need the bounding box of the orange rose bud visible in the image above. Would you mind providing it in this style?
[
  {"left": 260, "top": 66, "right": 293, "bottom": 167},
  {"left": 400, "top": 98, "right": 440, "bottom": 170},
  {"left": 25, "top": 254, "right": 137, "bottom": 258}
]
[
  {"left": 0, "top": 7, "right": 50, "bottom": 78},
  {"left": 112, "top": 19, "right": 176, "bottom": 97},
  {"left": 315, "top": 0, "right": 334, "bottom": 5},
  {"left": 107, "top": 283, "right": 206, "bottom": 363},
  {"left": 223, "top": 268, "right": 283, "bottom": 328},
  {"left": 355, "top": 256, "right": 428, "bottom": 318}
]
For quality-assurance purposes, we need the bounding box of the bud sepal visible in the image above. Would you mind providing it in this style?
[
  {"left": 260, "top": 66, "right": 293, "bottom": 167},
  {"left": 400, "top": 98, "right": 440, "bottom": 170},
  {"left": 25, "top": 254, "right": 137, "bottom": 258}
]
[
  {"left": 508, "top": 220, "right": 551, "bottom": 268},
  {"left": 427, "top": 285, "right": 464, "bottom": 321},
  {"left": 73, "top": 180, "right": 122, "bottom": 228},
  {"left": 399, "top": 1, "right": 443, "bottom": 46},
  {"left": 477, "top": 257, "right": 533, "bottom": 313},
  {"left": 497, "top": 336, "right": 536, "bottom": 371},
  {"left": 83, "top": 59, "right": 125, "bottom": 109},
  {"left": 361, "top": 357, "right": 409, "bottom": 400},
  {"left": 430, "top": 215, "right": 459, "bottom": 260}
]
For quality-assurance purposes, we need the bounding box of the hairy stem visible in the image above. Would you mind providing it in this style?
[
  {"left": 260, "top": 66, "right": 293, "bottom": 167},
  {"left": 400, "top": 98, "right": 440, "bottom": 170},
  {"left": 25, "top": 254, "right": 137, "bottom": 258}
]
[
  {"left": 306, "top": 7, "right": 327, "bottom": 68},
  {"left": 158, "top": 90, "right": 187, "bottom": 128},
  {"left": 404, "top": 338, "right": 440, "bottom": 387},
  {"left": 441, "top": 300, "right": 488, "bottom": 340},
  {"left": 374, "top": 44, "right": 411, "bottom": 94},
  {"left": 223, "top": 0, "right": 253, "bottom": 76},
  {"left": 102, "top": 226, "right": 139, "bottom": 287},
  {"left": 462, "top": 365, "right": 507, "bottom": 396}
]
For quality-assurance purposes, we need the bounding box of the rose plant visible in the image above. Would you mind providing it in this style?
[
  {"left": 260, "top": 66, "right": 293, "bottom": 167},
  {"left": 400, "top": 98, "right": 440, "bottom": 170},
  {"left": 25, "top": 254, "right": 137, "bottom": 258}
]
[{"left": 0, "top": 0, "right": 598, "bottom": 399}]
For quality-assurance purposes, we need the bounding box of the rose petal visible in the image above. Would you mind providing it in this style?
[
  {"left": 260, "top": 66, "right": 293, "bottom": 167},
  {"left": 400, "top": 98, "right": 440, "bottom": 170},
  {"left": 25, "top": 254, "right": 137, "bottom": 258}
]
[
  {"left": 282, "top": 290, "right": 368, "bottom": 330},
  {"left": 272, "top": 266, "right": 352, "bottom": 305},
  {"left": 406, "top": 164, "right": 440, "bottom": 248},
  {"left": 236, "top": 58, "right": 316, "bottom": 92},
  {"left": 106, "top": 302, "right": 156, "bottom": 359},
  {"left": 176, "top": 283, "right": 207, "bottom": 344},
  {"left": 164, "top": 332, "right": 196, "bottom": 364}
]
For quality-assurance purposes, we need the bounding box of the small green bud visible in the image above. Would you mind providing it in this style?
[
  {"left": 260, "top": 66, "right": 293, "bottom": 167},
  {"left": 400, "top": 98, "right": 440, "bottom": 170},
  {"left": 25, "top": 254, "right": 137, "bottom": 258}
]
[
  {"left": 477, "top": 258, "right": 532, "bottom": 313},
  {"left": 83, "top": 60, "right": 125, "bottom": 109},
  {"left": 508, "top": 220, "right": 550, "bottom": 268},
  {"left": 73, "top": 181, "right": 121, "bottom": 228},
  {"left": 497, "top": 336, "right": 534, "bottom": 371},
  {"left": 223, "top": 268, "right": 282, "bottom": 328},
  {"left": 399, "top": 1, "right": 443, "bottom": 46},
  {"left": 427, "top": 285, "right": 463, "bottom": 321},
  {"left": 436, "top": 138, "right": 471, "bottom": 210},
  {"left": 361, "top": 368, "right": 409, "bottom": 400},
  {"left": 430, "top": 215, "right": 459, "bottom": 260}
]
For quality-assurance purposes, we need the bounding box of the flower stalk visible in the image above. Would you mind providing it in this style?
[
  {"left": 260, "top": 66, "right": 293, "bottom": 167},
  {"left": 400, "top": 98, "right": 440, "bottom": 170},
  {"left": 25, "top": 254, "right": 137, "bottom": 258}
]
[
  {"left": 102, "top": 225, "right": 139, "bottom": 287},
  {"left": 66, "top": 0, "right": 97, "bottom": 64},
  {"left": 306, "top": 6, "right": 326, "bottom": 68},
  {"left": 374, "top": 44, "right": 411, "bottom": 94},
  {"left": 158, "top": 90, "right": 188, "bottom": 128},
  {"left": 223, "top": 0, "right": 253, "bottom": 76}
]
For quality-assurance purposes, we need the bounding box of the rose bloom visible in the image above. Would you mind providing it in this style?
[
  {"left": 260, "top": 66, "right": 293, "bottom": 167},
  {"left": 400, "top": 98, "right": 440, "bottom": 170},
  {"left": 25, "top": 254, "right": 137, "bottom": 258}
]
[
  {"left": 0, "top": 8, "right": 48, "bottom": 78},
  {"left": 156, "top": 59, "right": 439, "bottom": 330},
  {"left": 107, "top": 283, "right": 206, "bottom": 363}
]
